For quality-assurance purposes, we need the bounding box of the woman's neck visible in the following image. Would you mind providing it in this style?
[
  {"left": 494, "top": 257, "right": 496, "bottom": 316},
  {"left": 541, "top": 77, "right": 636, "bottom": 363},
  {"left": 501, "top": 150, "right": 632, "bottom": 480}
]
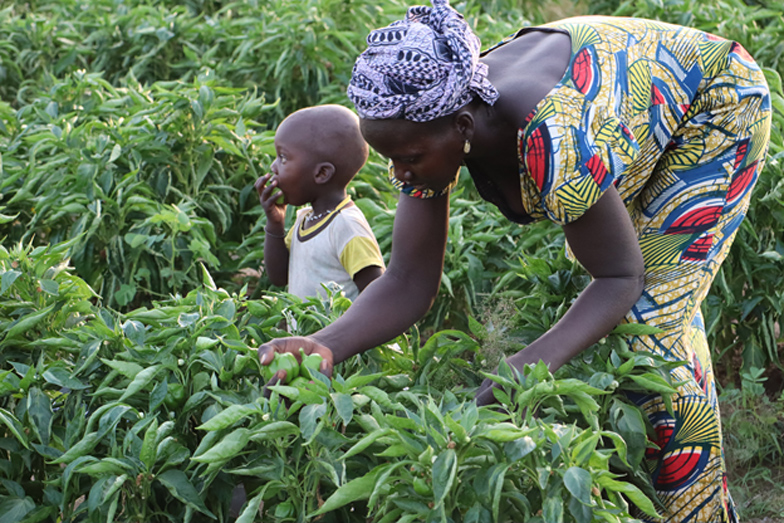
[{"left": 469, "top": 103, "right": 519, "bottom": 164}]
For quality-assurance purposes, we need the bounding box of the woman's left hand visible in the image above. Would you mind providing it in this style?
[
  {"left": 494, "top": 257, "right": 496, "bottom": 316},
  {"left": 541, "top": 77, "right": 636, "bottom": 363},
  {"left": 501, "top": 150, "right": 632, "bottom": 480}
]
[
  {"left": 475, "top": 377, "right": 499, "bottom": 406},
  {"left": 475, "top": 351, "right": 543, "bottom": 406}
]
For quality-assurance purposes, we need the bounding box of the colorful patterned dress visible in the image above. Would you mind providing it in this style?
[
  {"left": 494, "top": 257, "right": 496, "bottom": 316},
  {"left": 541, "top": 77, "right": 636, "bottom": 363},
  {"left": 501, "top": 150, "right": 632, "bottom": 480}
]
[{"left": 391, "top": 16, "right": 771, "bottom": 523}]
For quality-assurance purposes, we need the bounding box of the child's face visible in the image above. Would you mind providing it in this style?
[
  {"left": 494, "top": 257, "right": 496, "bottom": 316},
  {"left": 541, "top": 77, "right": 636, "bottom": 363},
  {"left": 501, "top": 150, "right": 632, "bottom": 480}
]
[{"left": 270, "top": 122, "right": 319, "bottom": 206}]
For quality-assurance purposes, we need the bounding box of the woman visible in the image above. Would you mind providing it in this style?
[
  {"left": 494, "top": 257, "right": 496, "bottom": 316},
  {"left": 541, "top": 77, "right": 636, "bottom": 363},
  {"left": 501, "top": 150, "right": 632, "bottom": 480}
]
[{"left": 259, "top": 1, "right": 771, "bottom": 521}]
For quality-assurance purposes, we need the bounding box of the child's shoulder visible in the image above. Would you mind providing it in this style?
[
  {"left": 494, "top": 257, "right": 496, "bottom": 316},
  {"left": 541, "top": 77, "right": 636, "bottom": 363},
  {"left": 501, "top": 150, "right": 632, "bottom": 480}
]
[{"left": 329, "top": 204, "right": 374, "bottom": 234}]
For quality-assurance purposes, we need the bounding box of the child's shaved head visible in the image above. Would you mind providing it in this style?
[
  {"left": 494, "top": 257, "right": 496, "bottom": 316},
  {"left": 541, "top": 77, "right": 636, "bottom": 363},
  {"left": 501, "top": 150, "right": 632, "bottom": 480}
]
[{"left": 278, "top": 105, "right": 369, "bottom": 181}]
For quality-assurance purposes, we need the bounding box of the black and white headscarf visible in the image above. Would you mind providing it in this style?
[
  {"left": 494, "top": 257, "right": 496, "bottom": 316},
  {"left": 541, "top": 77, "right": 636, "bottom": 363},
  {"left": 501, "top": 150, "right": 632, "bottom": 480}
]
[{"left": 347, "top": 0, "right": 499, "bottom": 122}]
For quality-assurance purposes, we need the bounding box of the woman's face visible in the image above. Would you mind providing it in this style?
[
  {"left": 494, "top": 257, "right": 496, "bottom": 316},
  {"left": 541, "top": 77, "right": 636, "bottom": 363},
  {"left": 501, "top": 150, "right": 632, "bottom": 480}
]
[{"left": 360, "top": 117, "right": 464, "bottom": 194}]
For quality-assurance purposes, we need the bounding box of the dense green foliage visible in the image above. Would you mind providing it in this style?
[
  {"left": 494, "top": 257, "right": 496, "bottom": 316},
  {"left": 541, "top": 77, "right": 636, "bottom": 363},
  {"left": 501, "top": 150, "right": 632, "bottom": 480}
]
[
  {"left": 1, "top": 0, "right": 782, "bottom": 521},
  {"left": 0, "top": 242, "right": 681, "bottom": 522}
]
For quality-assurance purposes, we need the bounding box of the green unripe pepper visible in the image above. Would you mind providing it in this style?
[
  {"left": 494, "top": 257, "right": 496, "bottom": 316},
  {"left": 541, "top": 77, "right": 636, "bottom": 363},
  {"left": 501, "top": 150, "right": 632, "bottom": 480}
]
[
  {"left": 412, "top": 477, "right": 432, "bottom": 496},
  {"left": 262, "top": 352, "right": 299, "bottom": 384},
  {"left": 289, "top": 377, "right": 310, "bottom": 388},
  {"left": 164, "top": 383, "right": 186, "bottom": 409},
  {"left": 299, "top": 349, "right": 324, "bottom": 379},
  {"left": 270, "top": 176, "right": 285, "bottom": 205}
]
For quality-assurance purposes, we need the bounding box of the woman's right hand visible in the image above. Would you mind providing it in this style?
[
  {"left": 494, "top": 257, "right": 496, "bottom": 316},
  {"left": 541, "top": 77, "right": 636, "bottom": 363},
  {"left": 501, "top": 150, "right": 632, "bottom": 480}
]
[
  {"left": 258, "top": 336, "right": 335, "bottom": 381},
  {"left": 255, "top": 173, "right": 286, "bottom": 227}
]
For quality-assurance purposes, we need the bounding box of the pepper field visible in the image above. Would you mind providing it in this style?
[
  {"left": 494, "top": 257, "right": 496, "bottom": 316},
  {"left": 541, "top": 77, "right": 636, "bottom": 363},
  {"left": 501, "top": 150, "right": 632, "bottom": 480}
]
[{"left": 0, "top": 0, "right": 782, "bottom": 521}]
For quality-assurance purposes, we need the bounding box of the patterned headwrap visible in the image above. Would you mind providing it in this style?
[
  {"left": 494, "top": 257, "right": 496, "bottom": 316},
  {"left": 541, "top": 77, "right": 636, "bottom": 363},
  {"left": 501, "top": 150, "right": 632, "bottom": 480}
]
[{"left": 347, "top": 0, "right": 499, "bottom": 122}]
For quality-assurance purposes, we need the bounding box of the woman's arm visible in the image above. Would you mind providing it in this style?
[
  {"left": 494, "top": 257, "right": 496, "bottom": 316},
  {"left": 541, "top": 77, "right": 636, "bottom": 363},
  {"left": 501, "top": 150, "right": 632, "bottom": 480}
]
[
  {"left": 477, "top": 185, "right": 644, "bottom": 404},
  {"left": 258, "top": 193, "right": 450, "bottom": 367},
  {"left": 313, "top": 192, "right": 450, "bottom": 362}
]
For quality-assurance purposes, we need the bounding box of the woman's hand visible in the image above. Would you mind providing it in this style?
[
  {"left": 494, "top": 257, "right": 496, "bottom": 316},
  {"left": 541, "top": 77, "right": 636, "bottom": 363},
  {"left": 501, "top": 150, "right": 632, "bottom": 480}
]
[
  {"left": 476, "top": 187, "right": 645, "bottom": 406},
  {"left": 255, "top": 173, "right": 286, "bottom": 229},
  {"left": 474, "top": 351, "right": 539, "bottom": 406},
  {"left": 258, "top": 336, "right": 335, "bottom": 379},
  {"left": 258, "top": 337, "right": 335, "bottom": 399},
  {"left": 475, "top": 377, "right": 499, "bottom": 406}
]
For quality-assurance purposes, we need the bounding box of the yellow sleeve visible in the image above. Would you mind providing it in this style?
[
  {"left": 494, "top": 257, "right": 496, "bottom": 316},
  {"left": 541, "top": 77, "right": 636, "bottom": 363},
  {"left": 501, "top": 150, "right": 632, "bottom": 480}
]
[
  {"left": 284, "top": 226, "right": 294, "bottom": 250},
  {"left": 340, "top": 236, "right": 384, "bottom": 277}
]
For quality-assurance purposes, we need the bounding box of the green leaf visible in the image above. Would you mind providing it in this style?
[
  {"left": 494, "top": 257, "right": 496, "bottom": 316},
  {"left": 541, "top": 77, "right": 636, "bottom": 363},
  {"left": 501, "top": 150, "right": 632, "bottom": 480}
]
[
  {"left": 140, "top": 418, "right": 159, "bottom": 470},
  {"left": 476, "top": 422, "right": 531, "bottom": 442},
  {"left": 600, "top": 430, "right": 629, "bottom": 465},
  {"left": 569, "top": 495, "right": 592, "bottom": 523},
  {"left": 563, "top": 467, "right": 591, "bottom": 505},
  {"left": 156, "top": 469, "right": 215, "bottom": 518},
  {"left": 116, "top": 284, "right": 136, "bottom": 307},
  {"left": 109, "top": 143, "right": 122, "bottom": 163},
  {"left": 191, "top": 428, "right": 249, "bottom": 464},
  {"left": 26, "top": 387, "right": 53, "bottom": 445},
  {"left": 6, "top": 304, "right": 55, "bottom": 339},
  {"left": 178, "top": 312, "right": 201, "bottom": 327},
  {"left": 570, "top": 433, "right": 600, "bottom": 466},
  {"left": 627, "top": 373, "right": 678, "bottom": 394},
  {"left": 431, "top": 448, "right": 457, "bottom": 506},
  {"left": 215, "top": 299, "right": 236, "bottom": 321},
  {"left": 77, "top": 458, "right": 133, "bottom": 476},
  {"left": 543, "top": 495, "right": 564, "bottom": 523},
  {"left": 299, "top": 403, "right": 327, "bottom": 442},
  {"left": 249, "top": 421, "right": 299, "bottom": 442},
  {"left": 51, "top": 432, "right": 101, "bottom": 464},
  {"left": 38, "top": 279, "right": 59, "bottom": 295},
  {"left": 0, "top": 270, "right": 21, "bottom": 295},
  {"left": 195, "top": 336, "right": 219, "bottom": 350},
  {"left": 42, "top": 367, "right": 89, "bottom": 390},
  {"left": 100, "top": 359, "right": 144, "bottom": 379},
  {"left": 235, "top": 490, "right": 264, "bottom": 523},
  {"left": 340, "top": 429, "right": 391, "bottom": 461},
  {"left": 0, "top": 408, "right": 29, "bottom": 449},
  {"left": 0, "top": 497, "right": 35, "bottom": 523},
  {"left": 119, "top": 365, "right": 161, "bottom": 402},
  {"left": 308, "top": 467, "right": 381, "bottom": 517},
  {"left": 197, "top": 404, "right": 255, "bottom": 431},
  {"left": 597, "top": 475, "right": 660, "bottom": 518},
  {"left": 611, "top": 400, "right": 647, "bottom": 468},
  {"left": 611, "top": 323, "right": 664, "bottom": 336},
  {"left": 503, "top": 435, "right": 537, "bottom": 462},
  {"left": 121, "top": 319, "right": 146, "bottom": 346},
  {"left": 344, "top": 372, "right": 383, "bottom": 390},
  {"left": 331, "top": 392, "right": 354, "bottom": 427},
  {"left": 467, "top": 315, "right": 488, "bottom": 340}
]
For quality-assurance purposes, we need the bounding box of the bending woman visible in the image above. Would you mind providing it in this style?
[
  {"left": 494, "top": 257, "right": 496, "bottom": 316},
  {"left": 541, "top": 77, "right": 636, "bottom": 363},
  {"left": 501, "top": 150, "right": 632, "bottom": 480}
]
[{"left": 258, "top": 1, "right": 771, "bottom": 521}]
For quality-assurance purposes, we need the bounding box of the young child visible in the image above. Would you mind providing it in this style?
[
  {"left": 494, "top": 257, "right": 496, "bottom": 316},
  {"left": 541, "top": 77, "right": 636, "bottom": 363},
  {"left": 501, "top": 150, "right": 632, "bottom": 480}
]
[{"left": 255, "top": 104, "right": 385, "bottom": 301}]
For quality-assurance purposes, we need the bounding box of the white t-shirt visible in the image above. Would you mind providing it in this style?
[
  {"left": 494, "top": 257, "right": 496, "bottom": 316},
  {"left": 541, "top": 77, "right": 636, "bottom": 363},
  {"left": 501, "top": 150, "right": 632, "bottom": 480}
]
[{"left": 284, "top": 199, "right": 384, "bottom": 301}]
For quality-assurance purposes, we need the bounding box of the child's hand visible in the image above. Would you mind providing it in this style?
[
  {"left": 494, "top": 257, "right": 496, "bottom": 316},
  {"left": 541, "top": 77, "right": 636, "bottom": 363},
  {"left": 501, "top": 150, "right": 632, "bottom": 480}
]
[{"left": 255, "top": 173, "right": 286, "bottom": 229}]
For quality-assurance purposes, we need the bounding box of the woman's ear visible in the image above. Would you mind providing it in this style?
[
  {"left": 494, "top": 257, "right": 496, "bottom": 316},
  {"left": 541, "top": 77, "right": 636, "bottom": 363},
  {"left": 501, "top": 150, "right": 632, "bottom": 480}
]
[
  {"left": 314, "top": 162, "right": 336, "bottom": 184},
  {"left": 453, "top": 109, "right": 475, "bottom": 142}
]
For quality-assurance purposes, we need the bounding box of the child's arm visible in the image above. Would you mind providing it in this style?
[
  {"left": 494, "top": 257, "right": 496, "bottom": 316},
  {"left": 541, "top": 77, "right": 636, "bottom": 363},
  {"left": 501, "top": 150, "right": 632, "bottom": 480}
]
[
  {"left": 339, "top": 221, "right": 386, "bottom": 293},
  {"left": 256, "top": 174, "right": 289, "bottom": 287}
]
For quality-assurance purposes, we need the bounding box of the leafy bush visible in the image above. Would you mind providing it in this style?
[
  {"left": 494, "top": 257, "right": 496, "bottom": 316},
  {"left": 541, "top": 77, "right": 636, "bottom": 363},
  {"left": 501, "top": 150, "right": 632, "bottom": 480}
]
[
  {"left": 1, "top": 0, "right": 783, "bottom": 521},
  {"left": 1, "top": 243, "right": 680, "bottom": 522},
  {"left": 1, "top": 70, "right": 277, "bottom": 308}
]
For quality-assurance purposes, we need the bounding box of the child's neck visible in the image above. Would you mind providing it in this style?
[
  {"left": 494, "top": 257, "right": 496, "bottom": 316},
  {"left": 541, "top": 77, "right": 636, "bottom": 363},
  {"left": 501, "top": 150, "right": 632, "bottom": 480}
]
[{"left": 309, "top": 190, "right": 348, "bottom": 217}]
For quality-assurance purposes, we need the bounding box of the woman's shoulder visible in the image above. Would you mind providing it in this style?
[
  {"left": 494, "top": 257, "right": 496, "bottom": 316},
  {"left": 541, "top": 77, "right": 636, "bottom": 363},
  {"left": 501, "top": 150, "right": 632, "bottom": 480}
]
[{"left": 482, "top": 30, "right": 573, "bottom": 130}]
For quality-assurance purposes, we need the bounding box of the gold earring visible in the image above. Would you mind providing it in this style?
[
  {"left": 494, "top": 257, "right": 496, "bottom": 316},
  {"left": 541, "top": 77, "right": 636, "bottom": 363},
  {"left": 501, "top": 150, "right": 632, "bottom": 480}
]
[{"left": 463, "top": 140, "right": 471, "bottom": 154}]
